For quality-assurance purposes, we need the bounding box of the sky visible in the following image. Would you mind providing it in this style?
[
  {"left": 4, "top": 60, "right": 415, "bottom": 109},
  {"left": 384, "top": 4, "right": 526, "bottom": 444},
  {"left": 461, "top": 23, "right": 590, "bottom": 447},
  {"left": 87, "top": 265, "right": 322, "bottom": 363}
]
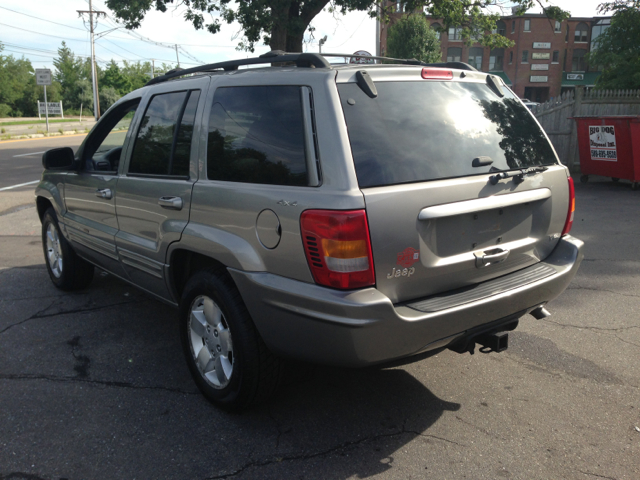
[{"left": 0, "top": 0, "right": 608, "bottom": 73}]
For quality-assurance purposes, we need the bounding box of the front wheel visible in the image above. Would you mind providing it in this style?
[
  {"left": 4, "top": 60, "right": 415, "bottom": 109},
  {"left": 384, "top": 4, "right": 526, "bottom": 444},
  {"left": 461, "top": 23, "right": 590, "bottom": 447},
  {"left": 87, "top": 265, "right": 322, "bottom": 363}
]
[
  {"left": 179, "top": 269, "right": 283, "bottom": 411},
  {"left": 580, "top": 175, "right": 589, "bottom": 183},
  {"left": 42, "top": 208, "right": 94, "bottom": 291}
]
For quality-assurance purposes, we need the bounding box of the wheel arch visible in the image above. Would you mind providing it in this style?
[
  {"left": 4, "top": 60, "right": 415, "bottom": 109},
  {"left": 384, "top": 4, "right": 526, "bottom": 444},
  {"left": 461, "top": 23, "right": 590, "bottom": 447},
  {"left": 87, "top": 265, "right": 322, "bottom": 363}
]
[{"left": 169, "top": 249, "right": 230, "bottom": 301}]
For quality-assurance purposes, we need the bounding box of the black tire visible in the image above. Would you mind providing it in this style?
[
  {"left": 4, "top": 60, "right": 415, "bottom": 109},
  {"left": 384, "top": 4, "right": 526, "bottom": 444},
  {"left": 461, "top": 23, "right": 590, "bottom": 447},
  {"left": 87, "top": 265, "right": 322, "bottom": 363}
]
[
  {"left": 42, "top": 208, "right": 94, "bottom": 291},
  {"left": 179, "top": 268, "right": 283, "bottom": 412},
  {"left": 580, "top": 175, "right": 589, "bottom": 183},
  {"left": 612, "top": 177, "right": 620, "bottom": 183},
  {"left": 632, "top": 182, "right": 639, "bottom": 191}
]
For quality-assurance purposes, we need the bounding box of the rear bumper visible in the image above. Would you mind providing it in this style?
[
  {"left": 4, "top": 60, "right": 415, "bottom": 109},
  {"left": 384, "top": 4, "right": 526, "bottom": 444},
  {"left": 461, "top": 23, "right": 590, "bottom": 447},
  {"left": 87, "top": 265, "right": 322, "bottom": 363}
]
[{"left": 229, "top": 235, "right": 584, "bottom": 367}]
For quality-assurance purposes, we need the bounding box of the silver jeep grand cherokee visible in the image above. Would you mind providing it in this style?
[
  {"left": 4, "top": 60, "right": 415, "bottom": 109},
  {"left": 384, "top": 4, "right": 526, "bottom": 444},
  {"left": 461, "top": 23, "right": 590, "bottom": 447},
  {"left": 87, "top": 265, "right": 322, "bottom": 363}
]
[{"left": 35, "top": 52, "right": 583, "bottom": 411}]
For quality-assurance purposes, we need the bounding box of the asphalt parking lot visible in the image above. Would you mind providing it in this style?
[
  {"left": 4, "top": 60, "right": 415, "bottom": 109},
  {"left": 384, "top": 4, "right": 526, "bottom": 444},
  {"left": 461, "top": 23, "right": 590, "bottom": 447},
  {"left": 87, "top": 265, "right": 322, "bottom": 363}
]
[{"left": 1, "top": 174, "right": 639, "bottom": 480}]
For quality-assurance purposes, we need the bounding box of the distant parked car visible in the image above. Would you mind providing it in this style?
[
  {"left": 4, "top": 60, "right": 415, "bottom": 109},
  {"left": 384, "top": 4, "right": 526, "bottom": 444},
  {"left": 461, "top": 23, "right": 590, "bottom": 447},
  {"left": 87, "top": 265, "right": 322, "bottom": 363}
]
[{"left": 522, "top": 98, "right": 540, "bottom": 110}]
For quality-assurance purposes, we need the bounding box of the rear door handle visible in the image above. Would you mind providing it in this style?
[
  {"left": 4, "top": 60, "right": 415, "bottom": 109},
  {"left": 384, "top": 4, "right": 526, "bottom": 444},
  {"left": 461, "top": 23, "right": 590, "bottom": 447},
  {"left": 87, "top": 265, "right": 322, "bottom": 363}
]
[
  {"left": 158, "top": 196, "right": 183, "bottom": 210},
  {"left": 474, "top": 248, "right": 510, "bottom": 268},
  {"left": 95, "top": 188, "right": 112, "bottom": 199}
]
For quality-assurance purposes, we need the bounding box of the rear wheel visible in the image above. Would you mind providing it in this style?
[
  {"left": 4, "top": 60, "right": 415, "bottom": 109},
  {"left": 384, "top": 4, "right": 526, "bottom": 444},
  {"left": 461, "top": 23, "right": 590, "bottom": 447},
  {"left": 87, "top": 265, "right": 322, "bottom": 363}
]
[
  {"left": 180, "top": 269, "right": 283, "bottom": 411},
  {"left": 580, "top": 175, "right": 589, "bottom": 183},
  {"left": 632, "top": 182, "right": 639, "bottom": 191},
  {"left": 42, "top": 208, "right": 94, "bottom": 291},
  {"left": 612, "top": 177, "right": 620, "bottom": 183}
]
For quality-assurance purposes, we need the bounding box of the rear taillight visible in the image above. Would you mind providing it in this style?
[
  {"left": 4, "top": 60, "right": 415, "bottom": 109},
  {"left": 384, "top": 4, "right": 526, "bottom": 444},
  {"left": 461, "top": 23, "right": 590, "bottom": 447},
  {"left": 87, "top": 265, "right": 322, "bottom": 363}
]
[
  {"left": 562, "top": 177, "right": 575, "bottom": 236},
  {"left": 421, "top": 68, "right": 453, "bottom": 80},
  {"left": 300, "top": 209, "right": 375, "bottom": 290}
]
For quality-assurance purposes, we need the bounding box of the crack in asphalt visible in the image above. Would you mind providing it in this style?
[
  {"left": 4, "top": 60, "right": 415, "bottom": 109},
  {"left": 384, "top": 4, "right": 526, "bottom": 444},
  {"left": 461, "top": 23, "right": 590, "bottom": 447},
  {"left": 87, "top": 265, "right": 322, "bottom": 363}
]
[
  {"left": 0, "top": 373, "right": 199, "bottom": 395},
  {"left": 567, "top": 284, "right": 640, "bottom": 299},
  {"left": 577, "top": 469, "right": 618, "bottom": 480},
  {"left": 541, "top": 319, "right": 640, "bottom": 351},
  {"left": 541, "top": 318, "right": 640, "bottom": 333},
  {"left": 0, "top": 299, "right": 139, "bottom": 334},
  {"left": 203, "top": 426, "right": 464, "bottom": 479}
]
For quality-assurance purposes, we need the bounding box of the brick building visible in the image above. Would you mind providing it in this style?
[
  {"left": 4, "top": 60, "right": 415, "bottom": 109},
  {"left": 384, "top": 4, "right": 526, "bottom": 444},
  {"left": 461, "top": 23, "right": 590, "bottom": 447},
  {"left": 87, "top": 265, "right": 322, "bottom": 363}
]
[{"left": 379, "top": 5, "right": 611, "bottom": 103}]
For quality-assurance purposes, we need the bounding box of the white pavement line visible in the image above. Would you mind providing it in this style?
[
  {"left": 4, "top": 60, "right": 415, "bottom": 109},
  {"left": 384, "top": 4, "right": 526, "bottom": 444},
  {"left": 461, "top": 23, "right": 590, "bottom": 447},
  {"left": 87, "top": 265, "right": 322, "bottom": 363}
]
[
  {"left": 13, "top": 151, "right": 46, "bottom": 158},
  {"left": 0, "top": 180, "right": 39, "bottom": 192}
]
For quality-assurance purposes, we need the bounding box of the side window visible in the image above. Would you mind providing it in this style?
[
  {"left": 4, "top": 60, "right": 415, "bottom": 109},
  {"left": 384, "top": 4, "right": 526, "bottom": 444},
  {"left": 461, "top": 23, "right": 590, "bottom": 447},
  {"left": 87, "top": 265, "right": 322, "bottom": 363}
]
[
  {"left": 129, "top": 90, "right": 200, "bottom": 177},
  {"left": 206, "top": 86, "right": 308, "bottom": 186},
  {"left": 83, "top": 100, "right": 139, "bottom": 173}
]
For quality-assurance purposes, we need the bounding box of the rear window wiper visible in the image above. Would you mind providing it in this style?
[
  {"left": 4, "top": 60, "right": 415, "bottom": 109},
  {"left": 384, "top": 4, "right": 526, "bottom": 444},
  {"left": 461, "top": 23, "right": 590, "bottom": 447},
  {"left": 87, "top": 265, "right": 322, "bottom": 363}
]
[{"left": 490, "top": 166, "right": 548, "bottom": 185}]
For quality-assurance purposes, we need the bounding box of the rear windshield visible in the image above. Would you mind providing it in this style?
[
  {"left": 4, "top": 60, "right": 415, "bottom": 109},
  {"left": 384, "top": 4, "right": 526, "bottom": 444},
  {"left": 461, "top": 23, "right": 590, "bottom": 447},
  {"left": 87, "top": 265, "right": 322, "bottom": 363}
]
[{"left": 338, "top": 80, "right": 557, "bottom": 188}]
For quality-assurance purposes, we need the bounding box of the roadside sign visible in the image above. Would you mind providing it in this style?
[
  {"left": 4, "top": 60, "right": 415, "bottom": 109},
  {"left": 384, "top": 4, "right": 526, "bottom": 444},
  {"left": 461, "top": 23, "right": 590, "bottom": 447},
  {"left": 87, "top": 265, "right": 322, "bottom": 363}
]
[
  {"left": 35, "top": 69, "right": 52, "bottom": 86},
  {"left": 38, "top": 102, "right": 63, "bottom": 116},
  {"left": 349, "top": 51, "right": 375, "bottom": 64},
  {"left": 589, "top": 125, "right": 618, "bottom": 161}
]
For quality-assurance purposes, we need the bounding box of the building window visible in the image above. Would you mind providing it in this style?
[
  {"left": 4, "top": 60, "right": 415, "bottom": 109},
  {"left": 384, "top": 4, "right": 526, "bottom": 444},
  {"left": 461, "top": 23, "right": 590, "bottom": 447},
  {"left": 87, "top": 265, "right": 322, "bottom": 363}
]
[
  {"left": 448, "top": 26, "right": 463, "bottom": 41},
  {"left": 566, "top": 25, "right": 570, "bottom": 42},
  {"left": 468, "top": 47, "right": 484, "bottom": 70},
  {"left": 552, "top": 50, "right": 559, "bottom": 63},
  {"left": 493, "top": 20, "right": 506, "bottom": 36},
  {"left": 511, "top": 20, "right": 516, "bottom": 34},
  {"left": 572, "top": 49, "right": 588, "bottom": 71},
  {"left": 509, "top": 51, "right": 513, "bottom": 64},
  {"left": 524, "top": 19, "right": 531, "bottom": 32},
  {"left": 396, "top": 1, "right": 404, "bottom": 13},
  {"left": 555, "top": 21, "right": 562, "bottom": 33},
  {"left": 431, "top": 22, "right": 442, "bottom": 40},
  {"left": 447, "top": 47, "right": 462, "bottom": 62},
  {"left": 522, "top": 50, "right": 529, "bottom": 63},
  {"left": 489, "top": 48, "right": 504, "bottom": 71},
  {"left": 575, "top": 22, "right": 589, "bottom": 42}
]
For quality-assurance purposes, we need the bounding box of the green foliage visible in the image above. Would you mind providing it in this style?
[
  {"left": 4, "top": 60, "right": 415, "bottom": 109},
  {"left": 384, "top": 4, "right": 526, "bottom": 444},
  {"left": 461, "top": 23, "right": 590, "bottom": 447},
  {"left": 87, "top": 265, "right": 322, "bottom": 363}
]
[
  {"left": 387, "top": 15, "right": 441, "bottom": 63},
  {"left": 99, "top": 86, "right": 121, "bottom": 113},
  {"left": 104, "top": 0, "right": 570, "bottom": 53},
  {"left": 588, "top": 1, "right": 640, "bottom": 89},
  {"left": 101, "top": 60, "right": 133, "bottom": 95}
]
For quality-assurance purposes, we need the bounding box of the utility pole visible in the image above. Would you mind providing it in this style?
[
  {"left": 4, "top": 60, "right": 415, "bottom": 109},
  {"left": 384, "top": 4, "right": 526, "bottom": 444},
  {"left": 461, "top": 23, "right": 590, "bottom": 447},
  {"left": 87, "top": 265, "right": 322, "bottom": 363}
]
[
  {"left": 175, "top": 45, "right": 180, "bottom": 67},
  {"left": 78, "top": 1, "right": 105, "bottom": 121},
  {"left": 319, "top": 36, "right": 327, "bottom": 54}
]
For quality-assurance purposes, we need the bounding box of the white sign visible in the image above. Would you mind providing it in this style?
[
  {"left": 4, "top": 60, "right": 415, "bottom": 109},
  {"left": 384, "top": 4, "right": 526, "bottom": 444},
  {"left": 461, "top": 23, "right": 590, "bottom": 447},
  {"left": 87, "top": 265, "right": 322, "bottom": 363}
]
[
  {"left": 567, "top": 73, "right": 584, "bottom": 80},
  {"left": 533, "top": 42, "right": 551, "bottom": 49},
  {"left": 531, "top": 64, "right": 550, "bottom": 71},
  {"left": 589, "top": 125, "right": 617, "bottom": 161},
  {"left": 38, "top": 102, "right": 63, "bottom": 116},
  {"left": 349, "top": 50, "right": 375, "bottom": 64},
  {"left": 35, "top": 68, "right": 52, "bottom": 86},
  {"left": 530, "top": 76, "right": 549, "bottom": 83},
  {"left": 532, "top": 53, "right": 551, "bottom": 60}
]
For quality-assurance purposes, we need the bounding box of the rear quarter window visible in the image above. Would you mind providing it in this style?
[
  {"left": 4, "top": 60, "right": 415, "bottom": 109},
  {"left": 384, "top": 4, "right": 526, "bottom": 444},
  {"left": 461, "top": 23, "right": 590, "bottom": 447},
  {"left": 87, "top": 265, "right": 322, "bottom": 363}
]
[{"left": 338, "top": 80, "right": 557, "bottom": 188}]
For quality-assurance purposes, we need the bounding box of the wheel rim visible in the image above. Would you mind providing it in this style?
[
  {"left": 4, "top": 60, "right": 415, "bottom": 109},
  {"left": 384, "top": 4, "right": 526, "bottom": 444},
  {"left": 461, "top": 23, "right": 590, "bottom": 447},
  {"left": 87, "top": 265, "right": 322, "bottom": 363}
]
[
  {"left": 45, "top": 223, "right": 63, "bottom": 278},
  {"left": 188, "top": 295, "right": 234, "bottom": 389}
]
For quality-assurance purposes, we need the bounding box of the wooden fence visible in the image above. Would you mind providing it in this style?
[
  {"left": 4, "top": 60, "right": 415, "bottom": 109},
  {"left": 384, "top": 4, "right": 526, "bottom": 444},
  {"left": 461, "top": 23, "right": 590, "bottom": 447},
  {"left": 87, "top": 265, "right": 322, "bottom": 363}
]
[{"left": 532, "top": 87, "right": 640, "bottom": 171}]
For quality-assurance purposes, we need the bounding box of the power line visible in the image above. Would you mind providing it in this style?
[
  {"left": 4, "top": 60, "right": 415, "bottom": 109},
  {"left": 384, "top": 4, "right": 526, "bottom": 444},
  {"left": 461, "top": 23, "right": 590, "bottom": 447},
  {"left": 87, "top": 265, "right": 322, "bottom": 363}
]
[
  {"left": 0, "top": 5, "right": 87, "bottom": 31},
  {"left": 0, "top": 22, "right": 90, "bottom": 42}
]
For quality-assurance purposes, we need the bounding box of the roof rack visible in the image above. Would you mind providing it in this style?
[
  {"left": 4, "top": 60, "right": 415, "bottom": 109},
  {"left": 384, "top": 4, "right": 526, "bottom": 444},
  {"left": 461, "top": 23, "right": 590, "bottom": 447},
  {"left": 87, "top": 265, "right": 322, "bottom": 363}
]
[
  {"left": 146, "top": 51, "right": 332, "bottom": 86},
  {"left": 145, "top": 51, "right": 477, "bottom": 86}
]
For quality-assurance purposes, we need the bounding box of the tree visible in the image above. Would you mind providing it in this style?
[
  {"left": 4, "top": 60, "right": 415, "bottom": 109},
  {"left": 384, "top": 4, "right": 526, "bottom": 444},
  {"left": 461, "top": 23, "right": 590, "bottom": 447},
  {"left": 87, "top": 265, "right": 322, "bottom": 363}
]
[
  {"left": 105, "top": 0, "right": 569, "bottom": 54},
  {"left": 101, "top": 60, "right": 133, "bottom": 95},
  {"left": 588, "top": 1, "right": 640, "bottom": 89},
  {"left": 387, "top": 14, "right": 441, "bottom": 63},
  {"left": 53, "top": 42, "right": 86, "bottom": 110}
]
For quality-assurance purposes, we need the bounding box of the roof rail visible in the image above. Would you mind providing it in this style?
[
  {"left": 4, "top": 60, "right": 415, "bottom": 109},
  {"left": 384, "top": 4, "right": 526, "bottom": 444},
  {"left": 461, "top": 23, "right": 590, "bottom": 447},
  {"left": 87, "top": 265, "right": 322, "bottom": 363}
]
[
  {"left": 145, "top": 51, "right": 332, "bottom": 86},
  {"left": 145, "top": 52, "right": 478, "bottom": 87},
  {"left": 321, "top": 54, "right": 478, "bottom": 71}
]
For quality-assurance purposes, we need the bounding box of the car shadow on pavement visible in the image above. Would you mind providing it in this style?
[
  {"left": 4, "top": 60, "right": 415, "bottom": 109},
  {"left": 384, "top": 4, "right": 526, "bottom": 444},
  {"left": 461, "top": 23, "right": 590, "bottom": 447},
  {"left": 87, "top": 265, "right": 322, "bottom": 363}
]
[{"left": 1, "top": 263, "right": 462, "bottom": 480}]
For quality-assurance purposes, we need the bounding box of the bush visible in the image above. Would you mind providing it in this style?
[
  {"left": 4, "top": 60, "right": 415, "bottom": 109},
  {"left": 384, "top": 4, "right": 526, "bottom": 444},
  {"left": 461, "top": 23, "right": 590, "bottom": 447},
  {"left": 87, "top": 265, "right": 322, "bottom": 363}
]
[{"left": 0, "top": 104, "right": 11, "bottom": 118}]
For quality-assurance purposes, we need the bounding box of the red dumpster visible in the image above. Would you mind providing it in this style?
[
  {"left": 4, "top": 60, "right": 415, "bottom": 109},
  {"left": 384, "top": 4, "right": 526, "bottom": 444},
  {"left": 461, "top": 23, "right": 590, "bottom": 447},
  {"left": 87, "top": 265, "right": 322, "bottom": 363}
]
[{"left": 572, "top": 116, "right": 640, "bottom": 190}]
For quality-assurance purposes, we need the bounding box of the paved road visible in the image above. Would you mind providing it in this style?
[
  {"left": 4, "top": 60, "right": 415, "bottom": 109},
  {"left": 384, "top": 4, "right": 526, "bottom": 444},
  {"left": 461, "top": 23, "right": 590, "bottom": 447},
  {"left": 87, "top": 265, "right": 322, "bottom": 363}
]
[
  {"left": 0, "top": 176, "right": 639, "bottom": 480},
  {"left": 0, "top": 135, "right": 86, "bottom": 191}
]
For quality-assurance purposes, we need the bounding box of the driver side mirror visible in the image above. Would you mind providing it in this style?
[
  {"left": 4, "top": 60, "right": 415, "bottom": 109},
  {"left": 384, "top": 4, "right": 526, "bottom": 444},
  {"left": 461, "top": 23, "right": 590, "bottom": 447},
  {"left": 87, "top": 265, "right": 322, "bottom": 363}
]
[{"left": 42, "top": 147, "right": 76, "bottom": 171}]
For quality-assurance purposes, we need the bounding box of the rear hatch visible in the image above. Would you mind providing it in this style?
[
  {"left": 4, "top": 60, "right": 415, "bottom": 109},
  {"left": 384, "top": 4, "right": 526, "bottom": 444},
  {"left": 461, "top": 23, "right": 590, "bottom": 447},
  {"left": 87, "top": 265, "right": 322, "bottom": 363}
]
[{"left": 337, "top": 67, "right": 570, "bottom": 304}]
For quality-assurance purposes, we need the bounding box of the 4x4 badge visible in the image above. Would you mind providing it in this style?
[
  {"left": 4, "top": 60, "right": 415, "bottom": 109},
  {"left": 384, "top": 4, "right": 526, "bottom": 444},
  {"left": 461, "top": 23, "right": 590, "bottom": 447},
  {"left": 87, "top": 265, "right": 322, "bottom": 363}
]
[{"left": 277, "top": 200, "right": 298, "bottom": 207}]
